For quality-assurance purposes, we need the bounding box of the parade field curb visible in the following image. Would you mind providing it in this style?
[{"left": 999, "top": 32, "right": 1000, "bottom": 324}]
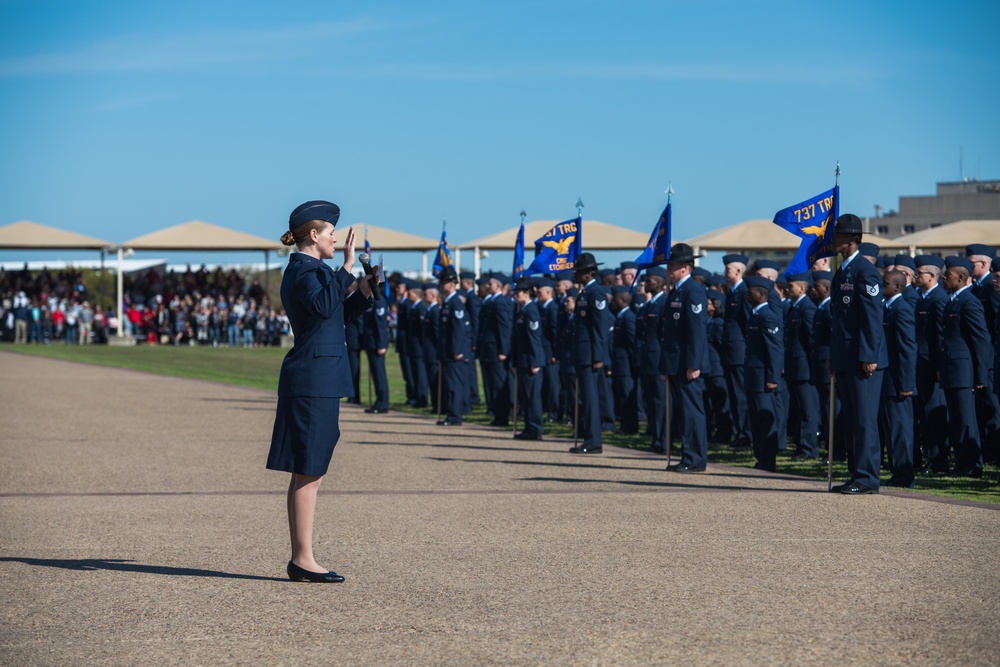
[{"left": 1, "top": 351, "right": 998, "bottom": 666}]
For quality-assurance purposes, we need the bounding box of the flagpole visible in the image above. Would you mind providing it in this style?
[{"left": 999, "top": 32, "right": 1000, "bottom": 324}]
[
  {"left": 663, "top": 182, "right": 673, "bottom": 464},
  {"left": 574, "top": 197, "right": 583, "bottom": 449},
  {"left": 828, "top": 161, "right": 841, "bottom": 491}
]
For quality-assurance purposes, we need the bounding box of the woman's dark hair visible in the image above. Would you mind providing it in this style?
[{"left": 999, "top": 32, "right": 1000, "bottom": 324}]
[{"left": 281, "top": 219, "right": 329, "bottom": 247}]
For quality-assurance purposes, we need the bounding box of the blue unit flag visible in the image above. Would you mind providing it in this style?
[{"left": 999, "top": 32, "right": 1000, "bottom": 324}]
[
  {"left": 525, "top": 217, "right": 582, "bottom": 275},
  {"left": 772, "top": 185, "right": 839, "bottom": 277},
  {"left": 432, "top": 228, "right": 452, "bottom": 277},
  {"left": 630, "top": 202, "right": 672, "bottom": 291},
  {"left": 512, "top": 222, "right": 526, "bottom": 279}
]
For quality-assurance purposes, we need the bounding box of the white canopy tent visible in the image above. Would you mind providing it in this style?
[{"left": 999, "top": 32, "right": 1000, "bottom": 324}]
[
  {"left": 889, "top": 219, "right": 1000, "bottom": 255},
  {"left": 683, "top": 219, "right": 906, "bottom": 254}
]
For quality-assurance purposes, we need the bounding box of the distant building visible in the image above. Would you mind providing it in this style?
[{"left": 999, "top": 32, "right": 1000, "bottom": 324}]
[{"left": 868, "top": 179, "right": 1000, "bottom": 237}]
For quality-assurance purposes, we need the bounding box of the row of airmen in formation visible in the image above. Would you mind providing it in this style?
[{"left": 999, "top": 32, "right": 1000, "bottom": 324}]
[{"left": 349, "top": 213, "right": 999, "bottom": 493}]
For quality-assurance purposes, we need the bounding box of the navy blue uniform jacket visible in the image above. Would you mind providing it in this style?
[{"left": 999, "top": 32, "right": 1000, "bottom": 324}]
[
  {"left": 557, "top": 309, "right": 577, "bottom": 369},
  {"left": 540, "top": 298, "right": 559, "bottom": 361},
  {"left": 439, "top": 292, "right": 471, "bottom": 360},
  {"left": 659, "top": 276, "right": 709, "bottom": 376},
  {"left": 882, "top": 295, "right": 917, "bottom": 396},
  {"left": 722, "top": 280, "right": 749, "bottom": 366},
  {"left": 705, "top": 316, "right": 725, "bottom": 378},
  {"left": 277, "top": 253, "right": 372, "bottom": 398},
  {"left": 362, "top": 301, "right": 390, "bottom": 351},
  {"left": 784, "top": 295, "right": 816, "bottom": 382},
  {"left": 422, "top": 302, "right": 440, "bottom": 361},
  {"left": 464, "top": 288, "right": 482, "bottom": 349},
  {"left": 572, "top": 280, "right": 611, "bottom": 366},
  {"left": 637, "top": 292, "right": 665, "bottom": 374},
  {"left": 612, "top": 308, "right": 638, "bottom": 377},
  {"left": 345, "top": 313, "right": 363, "bottom": 352},
  {"left": 915, "top": 286, "right": 948, "bottom": 372},
  {"left": 939, "top": 287, "right": 992, "bottom": 390},
  {"left": 971, "top": 273, "right": 1000, "bottom": 340},
  {"left": 395, "top": 297, "right": 410, "bottom": 355},
  {"left": 478, "top": 294, "right": 512, "bottom": 360},
  {"left": 407, "top": 300, "right": 427, "bottom": 359},
  {"left": 746, "top": 304, "right": 783, "bottom": 392},
  {"left": 810, "top": 298, "right": 832, "bottom": 386},
  {"left": 513, "top": 301, "right": 546, "bottom": 369},
  {"left": 830, "top": 253, "right": 887, "bottom": 373}
]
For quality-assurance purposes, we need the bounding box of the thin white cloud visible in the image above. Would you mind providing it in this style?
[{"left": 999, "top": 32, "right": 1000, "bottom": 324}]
[
  {"left": 359, "top": 60, "right": 878, "bottom": 87},
  {"left": 0, "top": 18, "right": 391, "bottom": 77},
  {"left": 0, "top": 14, "right": 880, "bottom": 89}
]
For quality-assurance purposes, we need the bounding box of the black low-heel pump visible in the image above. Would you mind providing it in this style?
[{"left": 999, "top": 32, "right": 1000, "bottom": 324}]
[{"left": 286, "top": 561, "right": 346, "bottom": 583}]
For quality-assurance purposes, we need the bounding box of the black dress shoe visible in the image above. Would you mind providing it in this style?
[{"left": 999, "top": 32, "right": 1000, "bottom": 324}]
[
  {"left": 950, "top": 467, "right": 983, "bottom": 478},
  {"left": 884, "top": 477, "right": 915, "bottom": 488},
  {"left": 666, "top": 463, "right": 706, "bottom": 473},
  {"left": 364, "top": 407, "right": 389, "bottom": 414},
  {"left": 648, "top": 446, "right": 666, "bottom": 455},
  {"left": 839, "top": 481, "right": 879, "bottom": 495},
  {"left": 287, "top": 561, "right": 345, "bottom": 583},
  {"left": 730, "top": 439, "right": 751, "bottom": 449},
  {"left": 489, "top": 420, "right": 510, "bottom": 427},
  {"left": 829, "top": 480, "right": 855, "bottom": 493},
  {"left": 514, "top": 432, "right": 543, "bottom": 441},
  {"left": 436, "top": 419, "right": 462, "bottom": 426},
  {"left": 569, "top": 445, "right": 602, "bottom": 454}
]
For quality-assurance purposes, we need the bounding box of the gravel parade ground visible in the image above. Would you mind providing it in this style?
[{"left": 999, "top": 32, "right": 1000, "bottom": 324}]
[{"left": 1, "top": 351, "right": 998, "bottom": 666}]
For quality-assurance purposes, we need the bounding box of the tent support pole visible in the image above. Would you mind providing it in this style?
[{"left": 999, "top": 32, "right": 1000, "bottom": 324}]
[{"left": 116, "top": 247, "right": 124, "bottom": 338}]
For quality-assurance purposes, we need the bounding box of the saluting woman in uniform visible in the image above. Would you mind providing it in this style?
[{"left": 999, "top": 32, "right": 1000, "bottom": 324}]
[{"left": 267, "top": 200, "right": 373, "bottom": 582}]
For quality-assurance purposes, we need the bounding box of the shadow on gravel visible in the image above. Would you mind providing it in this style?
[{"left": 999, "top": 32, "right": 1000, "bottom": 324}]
[
  {"left": 357, "top": 441, "right": 566, "bottom": 453},
  {"left": 0, "top": 557, "right": 286, "bottom": 581},
  {"left": 428, "top": 457, "right": 655, "bottom": 472},
  {"left": 519, "top": 476, "right": 821, "bottom": 493},
  {"left": 425, "top": 456, "right": 817, "bottom": 484},
  {"left": 358, "top": 429, "right": 521, "bottom": 440}
]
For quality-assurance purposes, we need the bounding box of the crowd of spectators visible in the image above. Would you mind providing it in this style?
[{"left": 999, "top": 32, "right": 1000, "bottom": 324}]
[{"left": 0, "top": 264, "right": 290, "bottom": 347}]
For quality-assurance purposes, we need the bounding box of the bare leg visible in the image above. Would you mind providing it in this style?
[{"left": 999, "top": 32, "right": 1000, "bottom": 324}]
[{"left": 287, "top": 473, "right": 325, "bottom": 572}]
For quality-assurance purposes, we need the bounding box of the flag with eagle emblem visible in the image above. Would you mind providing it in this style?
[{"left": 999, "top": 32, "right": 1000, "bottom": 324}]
[
  {"left": 432, "top": 227, "right": 452, "bottom": 277},
  {"left": 772, "top": 185, "right": 839, "bottom": 278},
  {"left": 524, "top": 217, "right": 582, "bottom": 275}
]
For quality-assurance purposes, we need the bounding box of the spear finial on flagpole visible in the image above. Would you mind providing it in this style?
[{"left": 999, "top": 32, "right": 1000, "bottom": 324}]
[
  {"left": 835, "top": 161, "right": 841, "bottom": 186},
  {"left": 575, "top": 197, "right": 584, "bottom": 218},
  {"left": 520, "top": 209, "right": 526, "bottom": 224},
  {"left": 665, "top": 182, "right": 675, "bottom": 203}
]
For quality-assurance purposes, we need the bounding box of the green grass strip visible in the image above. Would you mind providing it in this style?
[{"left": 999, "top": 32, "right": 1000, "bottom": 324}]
[{"left": 5, "top": 343, "right": 997, "bottom": 504}]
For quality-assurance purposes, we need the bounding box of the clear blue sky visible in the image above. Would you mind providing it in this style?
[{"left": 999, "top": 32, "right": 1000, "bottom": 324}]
[{"left": 1, "top": 0, "right": 997, "bottom": 272}]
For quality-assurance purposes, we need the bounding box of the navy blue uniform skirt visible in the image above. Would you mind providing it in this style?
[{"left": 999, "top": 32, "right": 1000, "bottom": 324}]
[{"left": 266, "top": 396, "right": 342, "bottom": 476}]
